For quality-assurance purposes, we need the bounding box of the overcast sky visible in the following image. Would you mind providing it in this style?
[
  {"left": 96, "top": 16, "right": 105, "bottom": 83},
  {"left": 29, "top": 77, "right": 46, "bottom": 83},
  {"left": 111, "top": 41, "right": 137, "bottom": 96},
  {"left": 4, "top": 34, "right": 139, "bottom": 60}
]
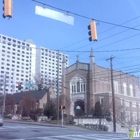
[{"left": 1, "top": 0, "right": 140, "bottom": 77}]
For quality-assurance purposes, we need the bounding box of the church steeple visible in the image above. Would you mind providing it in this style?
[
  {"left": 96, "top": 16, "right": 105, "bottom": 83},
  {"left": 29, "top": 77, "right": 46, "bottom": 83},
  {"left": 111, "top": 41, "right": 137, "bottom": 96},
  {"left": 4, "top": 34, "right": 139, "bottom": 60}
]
[
  {"left": 90, "top": 47, "right": 94, "bottom": 57},
  {"left": 76, "top": 55, "right": 79, "bottom": 70},
  {"left": 62, "top": 55, "right": 66, "bottom": 75},
  {"left": 90, "top": 47, "right": 94, "bottom": 71}
]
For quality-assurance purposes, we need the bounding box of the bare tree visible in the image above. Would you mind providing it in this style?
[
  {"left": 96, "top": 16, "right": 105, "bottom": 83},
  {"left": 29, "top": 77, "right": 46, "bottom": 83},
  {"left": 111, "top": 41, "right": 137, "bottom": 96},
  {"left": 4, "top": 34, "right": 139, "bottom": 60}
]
[
  {"left": 108, "top": 97, "right": 140, "bottom": 133},
  {"left": 59, "top": 94, "right": 70, "bottom": 115},
  {"left": 33, "top": 73, "right": 57, "bottom": 91},
  {"left": 5, "top": 94, "right": 15, "bottom": 115},
  {"left": 20, "top": 93, "right": 36, "bottom": 117}
]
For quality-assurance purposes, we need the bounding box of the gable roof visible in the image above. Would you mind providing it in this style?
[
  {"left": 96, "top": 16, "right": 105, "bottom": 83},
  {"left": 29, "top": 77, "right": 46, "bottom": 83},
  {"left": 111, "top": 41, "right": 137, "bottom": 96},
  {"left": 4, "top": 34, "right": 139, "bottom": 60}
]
[{"left": 12, "top": 88, "right": 48, "bottom": 104}]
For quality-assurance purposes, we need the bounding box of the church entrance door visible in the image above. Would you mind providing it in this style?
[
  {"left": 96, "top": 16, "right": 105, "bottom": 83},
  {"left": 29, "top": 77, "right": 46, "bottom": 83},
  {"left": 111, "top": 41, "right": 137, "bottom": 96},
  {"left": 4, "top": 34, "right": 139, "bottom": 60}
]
[{"left": 74, "top": 100, "right": 84, "bottom": 116}]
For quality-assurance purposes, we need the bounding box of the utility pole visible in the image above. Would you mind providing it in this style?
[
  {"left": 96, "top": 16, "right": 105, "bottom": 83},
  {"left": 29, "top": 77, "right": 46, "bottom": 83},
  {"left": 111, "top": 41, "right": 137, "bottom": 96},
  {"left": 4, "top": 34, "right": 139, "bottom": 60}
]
[
  {"left": 107, "top": 56, "right": 116, "bottom": 132},
  {"left": 57, "top": 50, "right": 60, "bottom": 124},
  {"left": 2, "top": 74, "right": 6, "bottom": 118}
]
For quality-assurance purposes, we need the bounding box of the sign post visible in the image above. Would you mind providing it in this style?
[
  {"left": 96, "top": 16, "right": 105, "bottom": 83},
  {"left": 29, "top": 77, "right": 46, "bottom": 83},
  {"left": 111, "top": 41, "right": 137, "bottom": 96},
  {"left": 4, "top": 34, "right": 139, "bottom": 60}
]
[
  {"left": 60, "top": 105, "right": 65, "bottom": 126},
  {"left": 61, "top": 109, "right": 64, "bottom": 127}
]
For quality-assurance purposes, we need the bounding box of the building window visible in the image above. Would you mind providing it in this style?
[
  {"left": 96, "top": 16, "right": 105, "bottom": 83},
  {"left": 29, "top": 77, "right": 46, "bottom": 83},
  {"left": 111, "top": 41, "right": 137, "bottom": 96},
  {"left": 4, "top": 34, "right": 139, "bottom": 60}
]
[
  {"left": 70, "top": 75, "right": 86, "bottom": 93},
  {"left": 120, "top": 98, "right": 123, "bottom": 106},
  {"left": 132, "top": 102, "right": 137, "bottom": 108},
  {"left": 114, "top": 81, "right": 118, "bottom": 94},
  {"left": 125, "top": 100, "right": 129, "bottom": 107},
  {"left": 125, "top": 111, "right": 130, "bottom": 122},
  {"left": 123, "top": 83, "right": 127, "bottom": 95},
  {"left": 133, "top": 112, "right": 137, "bottom": 122},
  {"left": 129, "top": 84, "right": 133, "bottom": 97}
]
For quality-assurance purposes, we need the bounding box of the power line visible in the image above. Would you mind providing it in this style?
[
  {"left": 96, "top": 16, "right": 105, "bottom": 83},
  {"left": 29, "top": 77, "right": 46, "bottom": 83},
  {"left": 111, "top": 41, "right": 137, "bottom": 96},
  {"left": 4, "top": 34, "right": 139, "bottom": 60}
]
[
  {"left": 69, "top": 26, "right": 140, "bottom": 58},
  {"left": 59, "top": 17, "right": 140, "bottom": 50},
  {"left": 59, "top": 18, "right": 140, "bottom": 50},
  {"left": 32, "top": 0, "right": 140, "bottom": 31},
  {"left": 61, "top": 68, "right": 140, "bottom": 84},
  {"left": 61, "top": 47, "right": 140, "bottom": 52},
  {"left": 2, "top": 41, "right": 140, "bottom": 56},
  {"left": 1, "top": 40, "right": 140, "bottom": 78}
]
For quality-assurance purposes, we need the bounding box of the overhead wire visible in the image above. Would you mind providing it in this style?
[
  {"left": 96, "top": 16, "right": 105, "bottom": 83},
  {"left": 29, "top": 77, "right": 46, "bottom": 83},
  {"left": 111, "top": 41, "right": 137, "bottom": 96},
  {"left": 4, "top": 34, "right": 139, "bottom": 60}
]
[
  {"left": 32, "top": 0, "right": 140, "bottom": 31},
  {"left": 1, "top": 40, "right": 140, "bottom": 77},
  {"left": 32, "top": 0, "right": 140, "bottom": 60}
]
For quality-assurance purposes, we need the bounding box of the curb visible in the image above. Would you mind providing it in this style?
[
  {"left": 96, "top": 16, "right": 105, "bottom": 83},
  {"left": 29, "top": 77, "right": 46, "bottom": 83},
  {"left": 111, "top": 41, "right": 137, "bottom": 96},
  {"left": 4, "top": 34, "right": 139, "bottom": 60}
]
[
  {"left": 4, "top": 119, "right": 89, "bottom": 131},
  {"left": 4, "top": 119, "right": 64, "bottom": 128}
]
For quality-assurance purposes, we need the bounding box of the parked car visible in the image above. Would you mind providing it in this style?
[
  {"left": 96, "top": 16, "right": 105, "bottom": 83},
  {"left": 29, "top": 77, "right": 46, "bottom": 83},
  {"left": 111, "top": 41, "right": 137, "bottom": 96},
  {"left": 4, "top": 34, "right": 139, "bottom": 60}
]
[{"left": 0, "top": 116, "right": 3, "bottom": 126}]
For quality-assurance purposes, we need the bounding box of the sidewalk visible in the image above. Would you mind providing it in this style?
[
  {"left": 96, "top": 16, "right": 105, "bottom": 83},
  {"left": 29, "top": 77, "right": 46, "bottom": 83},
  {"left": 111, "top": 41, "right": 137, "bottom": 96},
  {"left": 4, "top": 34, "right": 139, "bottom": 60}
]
[{"left": 4, "top": 119, "right": 86, "bottom": 130}]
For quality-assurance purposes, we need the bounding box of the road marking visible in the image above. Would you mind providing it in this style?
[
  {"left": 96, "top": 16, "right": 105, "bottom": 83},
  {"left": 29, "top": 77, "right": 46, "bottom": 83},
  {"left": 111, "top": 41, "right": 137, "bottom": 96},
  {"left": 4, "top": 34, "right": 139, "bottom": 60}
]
[
  {"left": 14, "top": 133, "right": 128, "bottom": 140},
  {"left": 0, "top": 125, "right": 65, "bottom": 130}
]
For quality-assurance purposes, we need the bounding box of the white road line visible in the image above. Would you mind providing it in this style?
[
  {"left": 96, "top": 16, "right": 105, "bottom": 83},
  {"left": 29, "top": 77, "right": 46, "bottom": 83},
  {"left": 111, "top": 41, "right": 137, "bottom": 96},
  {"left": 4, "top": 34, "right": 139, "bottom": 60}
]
[
  {"left": 2, "top": 126, "right": 26, "bottom": 129},
  {"left": 14, "top": 137, "right": 59, "bottom": 140},
  {"left": 53, "top": 135, "right": 87, "bottom": 140},
  {"left": 12, "top": 134, "right": 129, "bottom": 140}
]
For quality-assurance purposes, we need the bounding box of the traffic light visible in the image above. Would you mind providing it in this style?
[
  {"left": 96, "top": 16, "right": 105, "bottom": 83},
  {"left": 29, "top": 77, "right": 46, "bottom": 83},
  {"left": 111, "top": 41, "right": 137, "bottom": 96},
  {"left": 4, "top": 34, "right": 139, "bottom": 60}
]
[
  {"left": 60, "top": 105, "right": 65, "bottom": 110},
  {"left": 38, "top": 84, "right": 42, "bottom": 90},
  {"left": 17, "top": 82, "right": 22, "bottom": 90},
  {"left": 3, "top": 0, "right": 12, "bottom": 18},
  {"left": 88, "top": 20, "right": 98, "bottom": 41}
]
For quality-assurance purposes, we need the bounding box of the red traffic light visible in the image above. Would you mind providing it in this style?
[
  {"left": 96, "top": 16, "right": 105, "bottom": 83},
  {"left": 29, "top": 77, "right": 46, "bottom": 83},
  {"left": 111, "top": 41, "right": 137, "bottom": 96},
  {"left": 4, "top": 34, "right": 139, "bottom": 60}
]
[
  {"left": 18, "top": 82, "right": 22, "bottom": 86},
  {"left": 60, "top": 105, "right": 65, "bottom": 110}
]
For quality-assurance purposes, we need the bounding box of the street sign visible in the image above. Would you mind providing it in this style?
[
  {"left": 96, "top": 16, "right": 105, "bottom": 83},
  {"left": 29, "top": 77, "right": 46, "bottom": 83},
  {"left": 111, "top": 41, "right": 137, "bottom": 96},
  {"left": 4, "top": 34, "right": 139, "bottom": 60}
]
[
  {"left": 24, "top": 83, "right": 35, "bottom": 88},
  {"left": 35, "top": 6, "right": 74, "bottom": 25}
]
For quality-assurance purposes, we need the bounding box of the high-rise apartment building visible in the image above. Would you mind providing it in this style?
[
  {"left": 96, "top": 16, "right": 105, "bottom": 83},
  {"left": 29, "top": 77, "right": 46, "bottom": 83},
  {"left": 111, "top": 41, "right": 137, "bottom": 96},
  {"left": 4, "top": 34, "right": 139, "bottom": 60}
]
[
  {"left": 0, "top": 34, "right": 36, "bottom": 94},
  {"left": 0, "top": 34, "right": 69, "bottom": 94},
  {"left": 35, "top": 47, "right": 69, "bottom": 93}
]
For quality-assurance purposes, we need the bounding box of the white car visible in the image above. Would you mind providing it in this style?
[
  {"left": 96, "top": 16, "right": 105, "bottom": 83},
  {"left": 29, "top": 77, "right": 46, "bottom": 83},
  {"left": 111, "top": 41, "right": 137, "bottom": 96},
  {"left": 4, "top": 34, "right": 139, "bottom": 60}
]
[{"left": 0, "top": 116, "right": 3, "bottom": 126}]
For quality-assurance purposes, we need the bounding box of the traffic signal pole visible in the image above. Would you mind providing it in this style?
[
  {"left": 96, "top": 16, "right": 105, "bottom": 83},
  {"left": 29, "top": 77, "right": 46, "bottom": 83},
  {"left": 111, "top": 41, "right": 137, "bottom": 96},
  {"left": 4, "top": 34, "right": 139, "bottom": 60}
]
[
  {"left": 107, "top": 56, "right": 116, "bottom": 132},
  {"left": 61, "top": 109, "right": 64, "bottom": 126},
  {"left": 57, "top": 50, "right": 60, "bottom": 124},
  {"left": 2, "top": 74, "right": 6, "bottom": 118}
]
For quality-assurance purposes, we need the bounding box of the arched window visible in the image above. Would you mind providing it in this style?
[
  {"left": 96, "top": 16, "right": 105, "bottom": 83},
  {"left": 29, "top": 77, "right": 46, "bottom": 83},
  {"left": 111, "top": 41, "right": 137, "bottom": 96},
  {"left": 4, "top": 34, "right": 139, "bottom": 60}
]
[
  {"left": 70, "top": 75, "right": 86, "bottom": 93},
  {"left": 77, "top": 81, "right": 80, "bottom": 92}
]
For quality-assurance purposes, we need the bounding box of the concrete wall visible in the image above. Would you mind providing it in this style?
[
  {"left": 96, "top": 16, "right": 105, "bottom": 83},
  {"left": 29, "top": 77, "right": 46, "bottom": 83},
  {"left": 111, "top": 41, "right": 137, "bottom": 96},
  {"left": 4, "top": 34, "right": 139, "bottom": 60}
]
[{"left": 74, "top": 118, "right": 129, "bottom": 133}]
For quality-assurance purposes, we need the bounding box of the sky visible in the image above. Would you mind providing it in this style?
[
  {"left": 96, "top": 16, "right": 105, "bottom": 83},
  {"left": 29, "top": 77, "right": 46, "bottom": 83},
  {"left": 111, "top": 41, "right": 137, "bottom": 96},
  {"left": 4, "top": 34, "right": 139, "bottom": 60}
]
[{"left": 1, "top": 0, "right": 140, "bottom": 77}]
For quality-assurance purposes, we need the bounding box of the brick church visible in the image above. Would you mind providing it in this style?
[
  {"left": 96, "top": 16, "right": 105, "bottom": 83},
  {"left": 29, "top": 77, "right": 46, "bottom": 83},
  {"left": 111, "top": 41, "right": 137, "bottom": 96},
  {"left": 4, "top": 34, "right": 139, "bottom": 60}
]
[{"left": 61, "top": 48, "right": 140, "bottom": 123}]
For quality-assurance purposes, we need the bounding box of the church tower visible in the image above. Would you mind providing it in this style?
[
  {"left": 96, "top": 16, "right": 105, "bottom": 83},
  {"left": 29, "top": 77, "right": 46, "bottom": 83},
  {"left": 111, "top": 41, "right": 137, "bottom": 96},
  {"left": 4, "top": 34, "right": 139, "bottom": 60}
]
[{"left": 89, "top": 47, "right": 95, "bottom": 113}]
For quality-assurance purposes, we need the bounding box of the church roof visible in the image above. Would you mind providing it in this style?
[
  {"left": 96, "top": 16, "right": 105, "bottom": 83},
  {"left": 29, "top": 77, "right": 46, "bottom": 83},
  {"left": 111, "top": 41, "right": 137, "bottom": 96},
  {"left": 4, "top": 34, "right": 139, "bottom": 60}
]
[{"left": 12, "top": 88, "right": 48, "bottom": 103}]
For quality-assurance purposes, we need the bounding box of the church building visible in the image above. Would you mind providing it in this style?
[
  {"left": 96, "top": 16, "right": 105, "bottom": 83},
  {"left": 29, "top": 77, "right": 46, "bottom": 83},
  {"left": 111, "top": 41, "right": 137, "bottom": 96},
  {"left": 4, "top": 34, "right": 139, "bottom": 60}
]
[{"left": 61, "top": 48, "right": 140, "bottom": 123}]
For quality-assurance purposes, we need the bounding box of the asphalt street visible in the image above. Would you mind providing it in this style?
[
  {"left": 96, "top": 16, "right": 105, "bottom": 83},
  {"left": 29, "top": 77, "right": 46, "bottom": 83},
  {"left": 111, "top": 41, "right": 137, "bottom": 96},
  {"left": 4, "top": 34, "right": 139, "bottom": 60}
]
[{"left": 0, "top": 122, "right": 139, "bottom": 140}]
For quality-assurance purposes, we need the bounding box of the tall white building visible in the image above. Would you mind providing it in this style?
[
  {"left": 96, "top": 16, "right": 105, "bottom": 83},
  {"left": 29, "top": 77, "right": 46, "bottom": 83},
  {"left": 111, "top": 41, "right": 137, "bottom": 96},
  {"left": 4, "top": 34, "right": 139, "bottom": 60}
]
[
  {"left": 35, "top": 47, "right": 69, "bottom": 93},
  {"left": 0, "top": 34, "right": 36, "bottom": 94},
  {"left": 0, "top": 34, "right": 69, "bottom": 94}
]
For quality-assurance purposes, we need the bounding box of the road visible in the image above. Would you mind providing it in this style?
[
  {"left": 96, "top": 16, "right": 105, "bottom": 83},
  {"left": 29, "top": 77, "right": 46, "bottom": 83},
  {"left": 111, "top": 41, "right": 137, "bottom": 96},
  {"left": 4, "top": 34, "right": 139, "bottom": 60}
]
[{"left": 0, "top": 122, "right": 139, "bottom": 140}]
